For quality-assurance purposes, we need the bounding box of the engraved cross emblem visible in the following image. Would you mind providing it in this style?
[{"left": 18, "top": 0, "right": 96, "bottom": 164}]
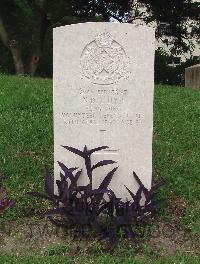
[{"left": 99, "top": 129, "right": 119, "bottom": 154}]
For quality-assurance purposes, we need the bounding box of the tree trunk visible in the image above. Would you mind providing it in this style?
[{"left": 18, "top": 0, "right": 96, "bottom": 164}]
[
  {"left": 0, "top": 11, "right": 49, "bottom": 77},
  {"left": 0, "top": 16, "right": 24, "bottom": 75},
  {"left": 27, "top": 53, "right": 40, "bottom": 76},
  {"left": 8, "top": 40, "right": 24, "bottom": 75},
  {"left": 26, "top": 8, "right": 49, "bottom": 76}
]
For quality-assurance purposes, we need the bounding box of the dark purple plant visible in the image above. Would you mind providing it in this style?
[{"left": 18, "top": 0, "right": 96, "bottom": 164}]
[
  {"left": 0, "top": 174, "right": 14, "bottom": 214},
  {"left": 27, "top": 145, "right": 118, "bottom": 235},
  {"left": 27, "top": 145, "right": 163, "bottom": 244},
  {"left": 100, "top": 172, "right": 163, "bottom": 244}
]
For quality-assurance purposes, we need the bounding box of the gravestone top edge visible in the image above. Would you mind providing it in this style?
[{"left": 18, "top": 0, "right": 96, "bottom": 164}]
[
  {"left": 186, "top": 63, "right": 200, "bottom": 69},
  {"left": 53, "top": 21, "right": 156, "bottom": 32}
]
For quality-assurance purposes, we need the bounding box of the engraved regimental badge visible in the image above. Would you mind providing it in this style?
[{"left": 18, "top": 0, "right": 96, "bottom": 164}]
[{"left": 80, "top": 32, "right": 130, "bottom": 85}]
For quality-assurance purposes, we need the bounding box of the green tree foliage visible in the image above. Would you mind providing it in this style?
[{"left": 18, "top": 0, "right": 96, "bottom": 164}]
[
  {"left": 0, "top": 1, "right": 199, "bottom": 76},
  {"left": 0, "top": 0, "right": 130, "bottom": 76},
  {"left": 129, "top": 0, "right": 200, "bottom": 54}
]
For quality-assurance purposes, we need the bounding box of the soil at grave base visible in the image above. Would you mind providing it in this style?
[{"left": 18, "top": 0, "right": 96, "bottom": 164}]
[
  {"left": 0, "top": 200, "right": 199, "bottom": 258},
  {"left": 148, "top": 221, "right": 199, "bottom": 257},
  {"left": 148, "top": 197, "right": 200, "bottom": 256}
]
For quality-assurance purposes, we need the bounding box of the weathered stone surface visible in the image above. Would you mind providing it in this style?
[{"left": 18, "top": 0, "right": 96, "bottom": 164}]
[
  {"left": 185, "top": 64, "right": 200, "bottom": 90},
  {"left": 53, "top": 22, "right": 155, "bottom": 199}
]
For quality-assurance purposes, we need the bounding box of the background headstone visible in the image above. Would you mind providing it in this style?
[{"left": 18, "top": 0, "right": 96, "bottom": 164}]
[
  {"left": 185, "top": 64, "right": 200, "bottom": 90},
  {"left": 53, "top": 22, "right": 155, "bottom": 199}
]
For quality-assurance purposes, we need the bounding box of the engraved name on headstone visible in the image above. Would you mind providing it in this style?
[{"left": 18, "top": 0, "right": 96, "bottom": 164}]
[{"left": 53, "top": 22, "right": 155, "bottom": 199}]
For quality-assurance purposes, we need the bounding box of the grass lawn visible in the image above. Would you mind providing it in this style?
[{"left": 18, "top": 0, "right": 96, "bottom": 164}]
[
  {"left": 0, "top": 254, "right": 200, "bottom": 264},
  {"left": 0, "top": 74, "right": 199, "bottom": 263}
]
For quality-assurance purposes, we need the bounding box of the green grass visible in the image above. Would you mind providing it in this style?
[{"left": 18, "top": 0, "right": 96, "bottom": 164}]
[
  {"left": 0, "top": 254, "right": 199, "bottom": 264},
  {"left": 153, "top": 84, "right": 200, "bottom": 232},
  {"left": 0, "top": 74, "right": 199, "bottom": 262},
  {"left": 154, "top": 85, "right": 200, "bottom": 201},
  {"left": 0, "top": 74, "right": 53, "bottom": 218}
]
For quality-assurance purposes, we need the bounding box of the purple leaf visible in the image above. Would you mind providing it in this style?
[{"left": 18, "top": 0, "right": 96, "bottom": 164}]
[
  {"left": 124, "top": 186, "right": 136, "bottom": 200},
  {"left": 87, "top": 146, "right": 109, "bottom": 156},
  {"left": 56, "top": 180, "right": 63, "bottom": 195},
  {"left": 60, "top": 172, "right": 65, "bottom": 182},
  {"left": 98, "top": 202, "right": 111, "bottom": 215},
  {"left": 74, "top": 170, "right": 82, "bottom": 182},
  {"left": 101, "top": 228, "right": 117, "bottom": 244},
  {"left": 92, "top": 167, "right": 118, "bottom": 214},
  {"left": 48, "top": 216, "right": 69, "bottom": 227},
  {"left": 76, "top": 184, "right": 90, "bottom": 193},
  {"left": 92, "top": 160, "right": 116, "bottom": 171},
  {"left": 44, "top": 207, "right": 66, "bottom": 216},
  {"left": 133, "top": 187, "right": 143, "bottom": 210},
  {"left": 0, "top": 199, "right": 14, "bottom": 213},
  {"left": 125, "top": 226, "right": 139, "bottom": 239},
  {"left": 60, "top": 182, "right": 69, "bottom": 202},
  {"left": 26, "top": 192, "right": 53, "bottom": 201},
  {"left": 84, "top": 156, "right": 92, "bottom": 182},
  {"left": 62, "top": 145, "right": 85, "bottom": 158},
  {"left": 142, "top": 201, "right": 158, "bottom": 211},
  {"left": 69, "top": 170, "right": 82, "bottom": 190},
  {"left": 133, "top": 171, "right": 149, "bottom": 198},
  {"left": 151, "top": 181, "right": 165, "bottom": 193},
  {"left": 108, "top": 189, "right": 117, "bottom": 201},
  {"left": 44, "top": 171, "right": 54, "bottom": 198},
  {"left": 58, "top": 168, "right": 76, "bottom": 187},
  {"left": 144, "top": 181, "right": 164, "bottom": 205},
  {"left": 85, "top": 189, "right": 111, "bottom": 196},
  {"left": 83, "top": 145, "right": 88, "bottom": 154},
  {"left": 57, "top": 162, "right": 78, "bottom": 179},
  {"left": 116, "top": 216, "right": 128, "bottom": 226},
  {"left": 58, "top": 161, "right": 78, "bottom": 173},
  {"left": 99, "top": 167, "right": 118, "bottom": 190},
  {"left": 0, "top": 187, "right": 7, "bottom": 200}
]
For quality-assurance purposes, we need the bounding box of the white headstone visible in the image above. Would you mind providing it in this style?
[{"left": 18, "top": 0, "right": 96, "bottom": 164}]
[{"left": 53, "top": 22, "right": 155, "bottom": 199}]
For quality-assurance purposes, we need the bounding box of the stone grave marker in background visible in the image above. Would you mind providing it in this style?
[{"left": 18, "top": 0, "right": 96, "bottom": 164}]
[
  {"left": 53, "top": 22, "right": 155, "bottom": 199},
  {"left": 185, "top": 64, "right": 200, "bottom": 90}
]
